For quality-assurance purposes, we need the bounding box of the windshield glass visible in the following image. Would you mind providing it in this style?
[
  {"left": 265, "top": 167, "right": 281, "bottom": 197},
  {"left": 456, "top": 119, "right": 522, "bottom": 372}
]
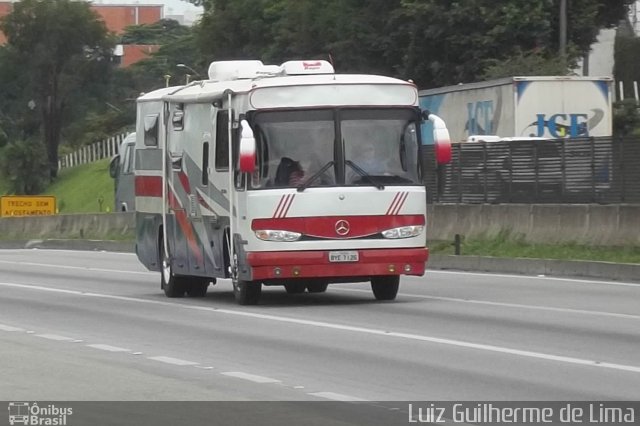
[{"left": 249, "top": 108, "right": 420, "bottom": 189}]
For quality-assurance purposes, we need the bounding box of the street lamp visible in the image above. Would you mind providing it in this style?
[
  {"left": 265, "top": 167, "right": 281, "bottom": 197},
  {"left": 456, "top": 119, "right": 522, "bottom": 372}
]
[{"left": 177, "top": 63, "right": 201, "bottom": 83}]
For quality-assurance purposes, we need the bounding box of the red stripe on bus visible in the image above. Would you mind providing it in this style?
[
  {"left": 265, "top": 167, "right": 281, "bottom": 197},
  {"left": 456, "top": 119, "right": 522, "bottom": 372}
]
[
  {"left": 390, "top": 192, "right": 408, "bottom": 215},
  {"left": 135, "top": 175, "right": 162, "bottom": 197},
  {"left": 386, "top": 192, "right": 402, "bottom": 215}
]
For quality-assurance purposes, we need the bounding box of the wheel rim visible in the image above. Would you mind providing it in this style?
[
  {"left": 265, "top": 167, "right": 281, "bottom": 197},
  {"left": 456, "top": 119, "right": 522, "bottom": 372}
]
[{"left": 162, "top": 250, "right": 171, "bottom": 283}]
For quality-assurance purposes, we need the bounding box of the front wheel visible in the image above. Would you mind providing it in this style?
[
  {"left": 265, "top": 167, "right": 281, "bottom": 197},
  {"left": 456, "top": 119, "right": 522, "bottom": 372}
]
[
  {"left": 371, "top": 276, "right": 400, "bottom": 301},
  {"left": 234, "top": 279, "right": 262, "bottom": 305}
]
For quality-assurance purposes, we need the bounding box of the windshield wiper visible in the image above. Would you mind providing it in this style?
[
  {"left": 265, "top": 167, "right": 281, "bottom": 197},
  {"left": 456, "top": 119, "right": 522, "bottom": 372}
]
[
  {"left": 345, "top": 160, "right": 385, "bottom": 190},
  {"left": 297, "top": 161, "right": 334, "bottom": 192}
]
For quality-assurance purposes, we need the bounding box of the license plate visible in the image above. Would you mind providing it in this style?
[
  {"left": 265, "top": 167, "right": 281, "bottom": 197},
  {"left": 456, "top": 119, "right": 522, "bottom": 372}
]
[{"left": 329, "top": 251, "right": 359, "bottom": 263}]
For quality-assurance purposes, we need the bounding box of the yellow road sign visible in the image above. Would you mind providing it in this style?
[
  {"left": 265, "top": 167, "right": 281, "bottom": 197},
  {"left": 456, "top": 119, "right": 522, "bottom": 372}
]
[{"left": 0, "top": 195, "right": 57, "bottom": 217}]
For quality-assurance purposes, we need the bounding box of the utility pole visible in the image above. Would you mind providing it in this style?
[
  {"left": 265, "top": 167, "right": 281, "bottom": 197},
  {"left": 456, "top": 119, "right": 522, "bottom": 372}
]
[{"left": 559, "top": 0, "right": 567, "bottom": 62}]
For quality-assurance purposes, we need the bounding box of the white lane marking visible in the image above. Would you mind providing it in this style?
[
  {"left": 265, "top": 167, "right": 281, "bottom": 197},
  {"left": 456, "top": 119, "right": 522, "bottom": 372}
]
[
  {"left": 308, "top": 392, "right": 368, "bottom": 402},
  {"left": 334, "top": 288, "right": 640, "bottom": 321},
  {"left": 36, "top": 334, "right": 75, "bottom": 342},
  {"left": 0, "top": 260, "right": 153, "bottom": 276},
  {"left": 427, "top": 269, "right": 640, "bottom": 288},
  {"left": 147, "top": 356, "right": 199, "bottom": 366},
  {"left": 220, "top": 371, "right": 280, "bottom": 383},
  {"left": 87, "top": 344, "right": 131, "bottom": 353},
  {"left": 221, "top": 372, "right": 281, "bottom": 384},
  {"left": 3, "top": 281, "right": 640, "bottom": 374},
  {"left": 0, "top": 324, "right": 24, "bottom": 332}
]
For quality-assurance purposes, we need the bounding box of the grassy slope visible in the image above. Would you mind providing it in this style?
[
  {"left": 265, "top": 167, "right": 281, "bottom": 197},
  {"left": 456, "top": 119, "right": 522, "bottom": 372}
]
[
  {"left": 43, "top": 158, "right": 115, "bottom": 214},
  {"left": 429, "top": 231, "right": 640, "bottom": 264}
]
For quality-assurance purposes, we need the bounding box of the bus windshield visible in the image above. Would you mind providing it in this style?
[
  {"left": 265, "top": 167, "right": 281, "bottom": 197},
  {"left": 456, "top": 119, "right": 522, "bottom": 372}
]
[{"left": 249, "top": 108, "right": 421, "bottom": 189}]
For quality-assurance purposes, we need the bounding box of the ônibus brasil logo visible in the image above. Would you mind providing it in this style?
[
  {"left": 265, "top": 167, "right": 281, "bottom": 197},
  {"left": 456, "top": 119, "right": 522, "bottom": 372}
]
[{"left": 8, "top": 402, "right": 73, "bottom": 426}]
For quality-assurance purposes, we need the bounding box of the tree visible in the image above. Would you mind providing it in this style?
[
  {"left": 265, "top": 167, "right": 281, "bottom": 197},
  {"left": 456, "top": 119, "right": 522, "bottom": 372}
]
[
  {"left": 394, "top": 0, "right": 633, "bottom": 87},
  {"left": 0, "top": 0, "right": 115, "bottom": 179},
  {"left": 192, "top": 0, "right": 632, "bottom": 89}
]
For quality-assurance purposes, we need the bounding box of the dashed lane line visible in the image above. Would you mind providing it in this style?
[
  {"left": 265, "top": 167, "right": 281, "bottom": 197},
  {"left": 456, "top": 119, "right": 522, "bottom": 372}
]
[
  {"left": 87, "top": 344, "right": 132, "bottom": 352},
  {"left": 2, "top": 281, "right": 640, "bottom": 375},
  {"left": 221, "top": 372, "right": 281, "bottom": 384},
  {"left": 0, "top": 324, "right": 24, "bottom": 332},
  {"left": 35, "top": 334, "right": 76, "bottom": 342},
  {"left": 147, "top": 356, "right": 199, "bottom": 366},
  {"left": 307, "top": 392, "right": 368, "bottom": 402}
]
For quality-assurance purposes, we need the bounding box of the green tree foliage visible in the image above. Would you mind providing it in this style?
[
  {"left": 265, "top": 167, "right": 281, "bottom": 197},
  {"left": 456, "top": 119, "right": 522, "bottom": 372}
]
[
  {"left": 614, "top": 27, "right": 640, "bottom": 99},
  {"left": 194, "top": 0, "right": 632, "bottom": 88},
  {"left": 0, "top": 0, "right": 115, "bottom": 179},
  {"left": 114, "top": 19, "right": 201, "bottom": 94},
  {"left": 120, "top": 19, "right": 192, "bottom": 45},
  {"left": 0, "top": 138, "right": 49, "bottom": 194}
]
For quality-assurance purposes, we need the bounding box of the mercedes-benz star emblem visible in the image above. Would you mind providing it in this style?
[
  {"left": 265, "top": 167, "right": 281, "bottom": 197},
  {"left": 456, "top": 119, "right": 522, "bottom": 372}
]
[{"left": 335, "top": 220, "right": 350, "bottom": 236}]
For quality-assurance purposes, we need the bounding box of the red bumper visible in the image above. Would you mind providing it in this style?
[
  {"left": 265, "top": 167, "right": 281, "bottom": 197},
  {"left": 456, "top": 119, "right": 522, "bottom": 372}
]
[{"left": 246, "top": 248, "right": 429, "bottom": 281}]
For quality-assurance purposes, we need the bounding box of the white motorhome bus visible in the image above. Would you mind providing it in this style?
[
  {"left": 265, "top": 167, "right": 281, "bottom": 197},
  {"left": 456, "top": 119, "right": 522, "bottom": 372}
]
[{"left": 134, "top": 60, "right": 451, "bottom": 305}]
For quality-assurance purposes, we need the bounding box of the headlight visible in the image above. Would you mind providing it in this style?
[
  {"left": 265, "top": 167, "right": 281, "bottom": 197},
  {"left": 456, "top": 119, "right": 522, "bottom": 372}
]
[
  {"left": 381, "top": 225, "right": 424, "bottom": 239},
  {"left": 255, "top": 230, "right": 302, "bottom": 242}
]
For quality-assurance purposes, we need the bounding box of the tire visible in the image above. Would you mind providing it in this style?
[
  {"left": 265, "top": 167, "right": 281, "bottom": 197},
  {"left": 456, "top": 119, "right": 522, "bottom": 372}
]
[
  {"left": 233, "top": 279, "right": 262, "bottom": 305},
  {"left": 185, "top": 279, "right": 210, "bottom": 297},
  {"left": 160, "top": 238, "right": 185, "bottom": 298},
  {"left": 284, "top": 281, "right": 306, "bottom": 294},
  {"left": 306, "top": 280, "right": 329, "bottom": 293},
  {"left": 371, "top": 276, "right": 400, "bottom": 301}
]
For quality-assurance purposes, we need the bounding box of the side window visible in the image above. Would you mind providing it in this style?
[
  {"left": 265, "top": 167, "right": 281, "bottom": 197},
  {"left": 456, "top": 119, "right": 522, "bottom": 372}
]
[
  {"left": 172, "top": 104, "right": 184, "bottom": 131},
  {"left": 144, "top": 114, "right": 159, "bottom": 146},
  {"left": 202, "top": 142, "right": 209, "bottom": 185},
  {"left": 215, "top": 110, "right": 229, "bottom": 170},
  {"left": 123, "top": 144, "right": 135, "bottom": 174}
]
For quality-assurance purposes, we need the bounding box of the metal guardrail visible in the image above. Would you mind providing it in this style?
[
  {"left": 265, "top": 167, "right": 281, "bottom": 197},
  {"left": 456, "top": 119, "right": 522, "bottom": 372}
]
[
  {"left": 57, "top": 133, "right": 127, "bottom": 171},
  {"left": 423, "top": 137, "right": 640, "bottom": 204}
]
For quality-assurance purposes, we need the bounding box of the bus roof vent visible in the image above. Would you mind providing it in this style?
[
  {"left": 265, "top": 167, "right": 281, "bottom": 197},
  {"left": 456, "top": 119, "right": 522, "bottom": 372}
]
[
  {"left": 281, "top": 60, "right": 334, "bottom": 75},
  {"left": 208, "top": 60, "right": 265, "bottom": 81}
]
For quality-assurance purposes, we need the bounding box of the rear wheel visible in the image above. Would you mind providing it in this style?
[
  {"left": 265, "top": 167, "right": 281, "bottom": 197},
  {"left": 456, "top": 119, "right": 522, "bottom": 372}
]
[
  {"left": 371, "top": 276, "right": 400, "bottom": 301},
  {"left": 234, "top": 279, "right": 262, "bottom": 305}
]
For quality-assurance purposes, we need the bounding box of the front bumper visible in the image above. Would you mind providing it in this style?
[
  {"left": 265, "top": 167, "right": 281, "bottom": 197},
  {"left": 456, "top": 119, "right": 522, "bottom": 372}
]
[{"left": 246, "top": 247, "right": 429, "bottom": 281}]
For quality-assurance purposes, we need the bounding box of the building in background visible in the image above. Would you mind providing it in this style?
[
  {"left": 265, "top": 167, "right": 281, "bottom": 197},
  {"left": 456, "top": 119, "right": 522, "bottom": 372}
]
[{"left": 0, "top": 1, "right": 180, "bottom": 67}]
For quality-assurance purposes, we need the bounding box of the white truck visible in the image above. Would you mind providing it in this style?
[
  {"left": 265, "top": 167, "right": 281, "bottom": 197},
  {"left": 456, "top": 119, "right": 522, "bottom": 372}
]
[
  {"left": 133, "top": 59, "right": 451, "bottom": 305},
  {"left": 419, "top": 76, "right": 613, "bottom": 143}
]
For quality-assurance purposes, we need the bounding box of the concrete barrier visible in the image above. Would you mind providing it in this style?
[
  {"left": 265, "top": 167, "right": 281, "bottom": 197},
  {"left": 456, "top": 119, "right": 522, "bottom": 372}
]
[
  {"left": 0, "top": 212, "right": 135, "bottom": 241},
  {"left": 0, "top": 204, "right": 638, "bottom": 247},
  {"left": 427, "top": 204, "right": 640, "bottom": 246}
]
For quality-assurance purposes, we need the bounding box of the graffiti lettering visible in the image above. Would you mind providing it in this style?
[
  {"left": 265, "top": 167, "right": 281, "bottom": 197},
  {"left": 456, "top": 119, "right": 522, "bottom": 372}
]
[
  {"left": 466, "top": 100, "right": 494, "bottom": 136},
  {"left": 532, "top": 113, "right": 589, "bottom": 138}
]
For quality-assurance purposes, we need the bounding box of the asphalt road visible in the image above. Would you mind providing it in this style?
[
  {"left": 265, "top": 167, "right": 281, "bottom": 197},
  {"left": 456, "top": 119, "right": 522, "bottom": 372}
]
[{"left": 0, "top": 249, "right": 639, "bottom": 423}]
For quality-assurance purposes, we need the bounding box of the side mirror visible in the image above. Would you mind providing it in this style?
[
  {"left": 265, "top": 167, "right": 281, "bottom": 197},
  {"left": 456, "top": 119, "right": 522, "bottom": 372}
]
[
  {"left": 109, "top": 155, "right": 120, "bottom": 178},
  {"left": 427, "top": 113, "right": 452, "bottom": 164},
  {"left": 238, "top": 119, "right": 256, "bottom": 173}
]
